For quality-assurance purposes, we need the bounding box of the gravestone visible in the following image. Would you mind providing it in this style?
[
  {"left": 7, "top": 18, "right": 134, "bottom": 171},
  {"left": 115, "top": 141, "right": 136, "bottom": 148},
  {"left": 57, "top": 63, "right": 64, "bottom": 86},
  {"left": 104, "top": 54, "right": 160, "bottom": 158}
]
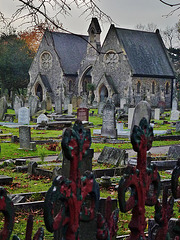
[
  {"left": 18, "top": 107, "right": 30, "bottom": 125},
  {"left": 97, "top": 146, "right": 126, "bottom": 166},
  {"left": 98, "top": 101, "right": 105, "bottom": 115},
  {"left": 77, "top": 96, "right": 83, "bottom": 108},
  {"left": 154, "top": 108, "right": 160, "bottom": 120},
  {"left": 128, "top": 108, "right": 135, "bottom": 129},
  {"left": 101, "top": 100, "right": 117, "bottom": 139},
  {"left": 62, "top": 149, "right": 94, "bottom": 178},
  {"left": 0, "top": 175, "right": 13, "bottom": 185},
  {"left": 46, "top": 93, "right": 52, "bottom": 111},
  {"left": 29, "top": 95, "right": 39, "bottom": 117},
  {"left": 77, "top": 108, "right": 89, "bottom": 122},
  {"left": 116, "top": 122, "right": 123, "bottom": 134},
  {"left": 170, "top": 110, "right": 179, "bottom": 121},
  {"left": 55, "top": 95, "right": 62, "bottom": 114},
  {"left": 64, "top": 96, "right": 70, "bottom": 111},
  {"left": 68, "top": 104, "right": 73, "bottom": 115},
  {"left": 14, "top": 95, "right": 23, "bottom": 118},
  {"left": 120, "top": 98, "right": 126, "bottom": 109},
  {"left": 176, "top": 121, "right": 180, "bottom": 132},
  {"left": 158, "top": 100, "right": 165, "bottom": 114},
  {"left": 172, "top": 97, "right": 178, "bottom": 110},
  {"left": 37, "top": 113, "right": 49, "bottom": 124},
  {"left": 40, "top": 100, "right": 46, "bottom": 110},
  {"left": 130, "top": 101, "right": 151, "bottom": 135},
  {"left": 72, "top": 96, "right": 78, "bottom": 109},
  {"left": 168, "top": 145, "right": 180, "bottom": 159},
  {"left": 0, "top": 96, "right": 7, "bottom": 120},
  {"left": 19, "top": 126, "right": 31, "bottom": 149}
]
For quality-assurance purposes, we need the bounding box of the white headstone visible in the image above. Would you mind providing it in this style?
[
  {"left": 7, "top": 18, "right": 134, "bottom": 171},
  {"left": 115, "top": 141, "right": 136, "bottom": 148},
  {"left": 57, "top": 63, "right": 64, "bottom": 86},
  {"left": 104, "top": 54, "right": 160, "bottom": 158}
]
[
  {"left": 37, "top": 113, "right": 49, "bottom": 124},
  {"left": 172, "top": 97, "right": 178, "bottom": 111},
  {"left": 128, "top": 108, "right": 135, "bottom": 129},
  {"left": 130, "top": 101, "right": 151, "bottom": 133},
  {"left": 170, "top": 110, "right": 180, "bottom": 121},
  {"left": 18, "top": 107, "right": 30, "bottom": 125},
  {"left": 154, "top": 108, "right": 160, "bottom": 120},
  {"left": 68, "top": 104, "right": 73, "bottom": 115},
  {"left": 120, "top": 98, "right": 126, "bottom": 109}
]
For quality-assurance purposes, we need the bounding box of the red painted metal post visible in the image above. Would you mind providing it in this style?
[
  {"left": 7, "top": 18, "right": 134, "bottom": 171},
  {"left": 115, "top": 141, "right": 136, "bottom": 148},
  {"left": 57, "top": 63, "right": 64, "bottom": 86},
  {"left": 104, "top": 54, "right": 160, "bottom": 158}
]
[
  {"left": 118, "top": 117, "right": 161, "bottom": 240},
  {"left": 44, "top": 120, "right": 100, "bottom": 240}
]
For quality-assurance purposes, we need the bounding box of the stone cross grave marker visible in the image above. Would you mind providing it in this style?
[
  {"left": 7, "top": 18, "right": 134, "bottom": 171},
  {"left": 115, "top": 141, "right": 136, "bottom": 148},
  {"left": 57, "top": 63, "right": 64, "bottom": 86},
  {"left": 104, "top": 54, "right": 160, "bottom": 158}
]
[
  {"left": 18, "top": 107, "right": 30, "bottom": 125},
  {"left": 101, "top": 100, "right": 117, "bottom": 139}
]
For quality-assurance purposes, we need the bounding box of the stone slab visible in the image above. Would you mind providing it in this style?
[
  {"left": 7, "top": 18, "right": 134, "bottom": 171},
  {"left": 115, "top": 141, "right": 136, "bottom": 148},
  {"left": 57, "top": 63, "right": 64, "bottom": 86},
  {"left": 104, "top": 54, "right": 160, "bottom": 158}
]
[{"left": 0, "top": 175, "right": 13, "bottom": 185}]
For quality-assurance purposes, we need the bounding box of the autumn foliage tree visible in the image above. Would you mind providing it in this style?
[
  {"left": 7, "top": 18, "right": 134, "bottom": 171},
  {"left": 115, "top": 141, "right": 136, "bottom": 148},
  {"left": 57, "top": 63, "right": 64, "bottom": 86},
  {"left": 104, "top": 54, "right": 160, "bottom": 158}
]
[
  {"left": 20, "top": 22, "right": 63, "bottom": 53},
  {"left": 0, "top": 29, "right": 35, "bottom": 96}
]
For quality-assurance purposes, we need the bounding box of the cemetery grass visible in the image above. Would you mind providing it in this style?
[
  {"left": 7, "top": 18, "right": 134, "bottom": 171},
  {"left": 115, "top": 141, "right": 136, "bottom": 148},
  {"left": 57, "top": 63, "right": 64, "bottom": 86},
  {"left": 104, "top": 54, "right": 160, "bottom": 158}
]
[{"left": 0, "top": 139, "right": 180, "bottom": 160}]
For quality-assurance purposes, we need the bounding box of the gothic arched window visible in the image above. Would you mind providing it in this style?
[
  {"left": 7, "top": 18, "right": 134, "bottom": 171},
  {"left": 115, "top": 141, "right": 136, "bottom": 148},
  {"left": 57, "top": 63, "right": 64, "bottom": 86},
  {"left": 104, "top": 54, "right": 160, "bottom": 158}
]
[
  {"left": 152, "top": 81, "right": 155, "bottom": 94},
  {"left": 165, "top": 82, "right": 169, "bottom": 94}
]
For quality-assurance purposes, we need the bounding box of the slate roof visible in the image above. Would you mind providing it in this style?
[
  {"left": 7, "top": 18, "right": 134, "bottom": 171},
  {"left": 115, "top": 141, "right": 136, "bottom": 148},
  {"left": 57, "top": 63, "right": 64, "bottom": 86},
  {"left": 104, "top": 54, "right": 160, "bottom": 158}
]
[
  {"left": 51, "top": 32, "right": 88, "bottom": 75},
  {"left": 115, "top": 27, "right": 175, "bottom": 78},
  {"left": 40, "top": 74, "right": 52, "bottom": 92}
]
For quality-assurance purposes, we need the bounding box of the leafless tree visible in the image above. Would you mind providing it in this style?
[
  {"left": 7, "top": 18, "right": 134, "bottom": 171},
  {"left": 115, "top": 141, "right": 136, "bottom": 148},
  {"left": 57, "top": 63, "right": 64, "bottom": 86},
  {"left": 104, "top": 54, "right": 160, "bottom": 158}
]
[
  {"left": 136, "top": 23, "right": 158, "bottom": 32},
  {"left": 0, "top": 0, "right": 112, "bottom": 33},
  {"left": 160, "top": 0, "right": 180, "bottom": 16}
]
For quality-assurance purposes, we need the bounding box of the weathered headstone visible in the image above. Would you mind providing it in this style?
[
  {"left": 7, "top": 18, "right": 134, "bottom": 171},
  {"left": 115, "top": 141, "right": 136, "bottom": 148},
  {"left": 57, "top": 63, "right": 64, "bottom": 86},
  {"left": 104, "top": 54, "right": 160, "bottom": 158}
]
[
  {"left": 116, "top": 122, "right": 123, "bottom": 134},
  {"left": 77, "top": 108, "right": 89, "bottom": 122},
  {"left": 176, "top": 121, "right": 180, "bottom": 132},
  {"left": 168, "top": 145, "right": 180, "bottom": 159},
  {"left": 101, "top": 100, "right": 117, "bottom": 139},
  {"left": 170, "top": 110, "right": 179, "bottom": 121},
  {"left": 98, "top": 101, "right": 105, "bottom": 115},
  {"left": 158, "top": 100, "right": 166, "bottom": 114},
  {"left": 64, "top": 96, "right": 70, "bottom": 111},
  {"left": 29, "top": 95, "right": 39, "bottom": 117},
  {"left": 128, "top": 108, "right": 135, "bottom": 129},
  {"left": 18, "top": 107, "right": 30, "bottom": 125},
  {"left": 154, "top": 108, "right": 160, "bottom": 120},
  {"left": 46, "top": 93, "right": 52, "bottom": 111},
  {"left": 19, "top": 126, "right": 31, "bottom": 149},
  {"left": 172, "top": 97, "right": 178, "bottom": 111},
  {"left": 68, "top": 104, "right": 73, "bottom": 115},
  {"left": 55, "top": 95, "right": 62, "bottom": 114},
  {"left": 120, "top": 98, "right": 126, "bottom": 109},
  {"left": 14, "top": 95, "right": 23, "bottom": 118},
  {"left": 0, "top": 96, "right": 7, "bottom": 120},
  {"left": 40, "top": 100, "right": 46, "bottom": 110},
  {"left": 37, "top": 113, "right": 49, "bottom": 124},
  {"left": 130, "top": 101, "right": 151, "bottom": 134},
  {"left": 72, "top": 96, "right": 78, "bottom": 109},
  {"left": 77, "top": 96, "right": 83, "bottom": 108},
  {"left": 97, "top": 146, "right": 126, "bottom": 166}
]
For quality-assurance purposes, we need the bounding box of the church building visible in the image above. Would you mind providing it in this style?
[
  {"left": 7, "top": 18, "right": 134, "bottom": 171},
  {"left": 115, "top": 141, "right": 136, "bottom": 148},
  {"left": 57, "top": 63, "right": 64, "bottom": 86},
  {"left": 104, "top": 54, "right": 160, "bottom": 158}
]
[{"left": 28, "top": 18, "right": 176, "bottom": 108}]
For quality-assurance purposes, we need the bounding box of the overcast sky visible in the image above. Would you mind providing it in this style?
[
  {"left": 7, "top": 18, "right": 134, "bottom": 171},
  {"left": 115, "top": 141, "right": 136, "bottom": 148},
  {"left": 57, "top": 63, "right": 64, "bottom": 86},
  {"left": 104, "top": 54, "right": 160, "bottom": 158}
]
[{"left": 1, "top": 0, "right": 180, "bottom": 42}]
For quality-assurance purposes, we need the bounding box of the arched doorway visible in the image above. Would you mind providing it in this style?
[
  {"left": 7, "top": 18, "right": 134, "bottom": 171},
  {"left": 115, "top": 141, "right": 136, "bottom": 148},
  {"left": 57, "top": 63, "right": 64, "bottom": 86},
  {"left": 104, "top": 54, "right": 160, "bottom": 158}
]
[
  {"left": 99, "top": 85, "right": 108, "bottom": 102},
  {"left": 80, "top": 67, "right": 92, "bottom": 95},
  {"left": 36, "top": 84, "right": 43, "bottom": 102}
]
